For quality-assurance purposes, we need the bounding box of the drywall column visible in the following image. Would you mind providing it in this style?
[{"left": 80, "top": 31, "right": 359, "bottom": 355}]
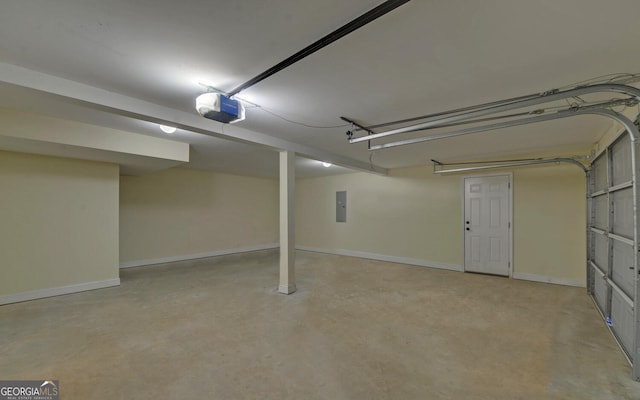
[{"left": 279, "top": 150, "right": 296, "bottom": 294}]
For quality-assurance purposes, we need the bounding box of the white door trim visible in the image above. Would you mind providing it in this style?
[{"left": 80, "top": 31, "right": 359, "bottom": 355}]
[{"left": 461, "top": 172, "right": 513, "bottom": 277}]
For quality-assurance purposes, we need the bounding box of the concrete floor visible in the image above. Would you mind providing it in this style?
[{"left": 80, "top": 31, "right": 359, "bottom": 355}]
[{"left": 2, "top": 250, "right": 640, "bottom": 399}]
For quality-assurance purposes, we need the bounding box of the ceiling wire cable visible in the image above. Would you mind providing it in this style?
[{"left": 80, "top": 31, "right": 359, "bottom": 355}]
[
  {"left": 200, "top": 75, "right": 639, "bottom": 132},
  {"left": 372, "top": 98, "right": 632, "bottom": 135},
  {"left": 549, "top": 97, "right": 628, "bottom": 112},
  {"left": 605, "top": 73, "right": 640, "bottom": 84},
  {"left": 608, "top": 102, "right": 628, "bottom": 113},
  {"left": 555, "top": 73, "right": 640, "bottom": 90},
  {"left": 564, "top": 96, "right": 586, "bottom": 108},
  {"left": 351, "top": 92, "right": 543, "bottom": 132},
  {"left": 383, "top": 110, "right": 537, "bottom": 133},
  {"left": 248, "top": 105, "right": 351, "bottom": 129},
  {"left": 414, "top": 97, "right": 637, "bottom": 133},
  {"left": 197, "top": 84, "right": 350, "bottom": 129},
  {"left": 198, "top": 83, "right": 227, "bottom": 94}
]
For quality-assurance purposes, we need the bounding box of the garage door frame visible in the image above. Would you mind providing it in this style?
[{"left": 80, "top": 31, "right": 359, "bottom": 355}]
[{"left": 587, "top": 115, "right": 640, "bottom": 381}]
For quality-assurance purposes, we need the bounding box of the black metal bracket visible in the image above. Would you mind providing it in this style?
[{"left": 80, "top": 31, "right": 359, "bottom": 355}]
[{"left": 341, "top": 117, "right": 375, "bottom": 150}]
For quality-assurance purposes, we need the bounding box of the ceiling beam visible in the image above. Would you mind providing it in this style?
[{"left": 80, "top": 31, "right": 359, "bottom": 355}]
[{"left": 0, "top": 62, "right": 387, "bottom": 175}]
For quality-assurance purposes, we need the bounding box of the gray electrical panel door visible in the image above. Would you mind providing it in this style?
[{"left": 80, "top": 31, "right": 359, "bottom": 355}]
[{"left": 336, "top": 191, "right": 347, "bottom": 222}]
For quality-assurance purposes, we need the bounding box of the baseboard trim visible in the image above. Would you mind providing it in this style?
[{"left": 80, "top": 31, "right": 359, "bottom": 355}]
[
  {"left": 296, "top": 246, "right": 463, "bottom": 272},
  {"left": 0, "top": 278, "right": 121, "bottom": 306},
  {"left": 120, "top": 243, "right": 280, "bottom": 269},
  {"left": 513, "top": 272, "right": 585, "bottom": 288}
]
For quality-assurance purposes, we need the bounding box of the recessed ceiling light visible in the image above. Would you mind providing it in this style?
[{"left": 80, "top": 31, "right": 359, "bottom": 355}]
[
  {"left": 322, "top": 162, "right": 332, "bottom": 168},
  {"left": 159, "top": 125, "right": 177, "bottom": 134}
]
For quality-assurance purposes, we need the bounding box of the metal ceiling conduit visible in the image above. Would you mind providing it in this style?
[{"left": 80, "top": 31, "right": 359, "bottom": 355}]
[
  {"left": 348, "top": 83, "right": 640, "bottom": 145},
  {"left": 349, "top": 92, "right": 544, "bottom": 133},
  {"left": 369, "top": 98, "right": 638, "bottom": 150},
  {"left": 431, "top": 157, "right": 589, "bottom": 175}
]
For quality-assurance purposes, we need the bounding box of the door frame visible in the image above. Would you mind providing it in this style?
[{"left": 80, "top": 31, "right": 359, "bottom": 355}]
[{"left": 461, "top": 172, "right": 513, "bottom": 277}]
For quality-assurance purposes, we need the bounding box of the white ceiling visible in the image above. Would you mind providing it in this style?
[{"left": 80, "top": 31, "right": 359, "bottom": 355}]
[{"left": 1, "top": 0, "right": 639, "bottom": 177}]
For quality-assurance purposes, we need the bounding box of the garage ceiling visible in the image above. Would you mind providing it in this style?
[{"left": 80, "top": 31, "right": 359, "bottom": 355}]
[{"left": 1, "top": 0, "right": 639, "bottom": 177}]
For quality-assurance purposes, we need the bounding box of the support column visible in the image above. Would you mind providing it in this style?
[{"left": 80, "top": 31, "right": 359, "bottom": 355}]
[{"left": 278, "top": 150, "right": 296, "bottom": 294}]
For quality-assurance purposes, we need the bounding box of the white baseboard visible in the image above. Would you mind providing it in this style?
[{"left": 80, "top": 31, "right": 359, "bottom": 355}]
[
  {"left": 296, "top": 246, "right": 463, "bottom": 272},
  {"left": 120, "top": 243, "right": 280, "bottom": 269},
  {"left": 0, "top": 278, "right": 121, "bottom": 306},
  {"left": 513, "top": 272, "right": 585, "bottom": 288}
]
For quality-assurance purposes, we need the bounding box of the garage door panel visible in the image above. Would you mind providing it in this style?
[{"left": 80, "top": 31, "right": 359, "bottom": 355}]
[
  {"left": 593, "top": 268, "right": 608, "bottom": 315},
  {"left": 612, "top": 134, "right": 632, "bottom": 186},
  {"left": 588, "top": 128, "right": 639, "bottom": 379},
  {"left": 593, "top": 232, "right": 608, "bottom": 269},
  {"left": 612, "top": 240, "right": 635, "bottom": 299},
  {"left": 593, "top": 195, "right": 608, "bottom": 230},
  {"left": 613, "top": 188, "right": 634, "bottom": 238},
  {"left": 611, "top": 289, "right": 634, "bottom": 358},
  {"left": 592, "top": 156, "right": 608, "bottom": 192}
]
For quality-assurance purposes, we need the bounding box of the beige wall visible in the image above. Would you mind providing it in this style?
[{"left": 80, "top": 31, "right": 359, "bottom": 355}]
[
  {"left": 0, "top": 150, "right": 119, "bottom": 297},
  {"left": 297, "top": 163, "right": 586, "bottom": 285},
  {"left": 0, "top": 107, "right": 189, "bottom": 162},
  {"left": 297, "top": 167, "right": 462, "bottom": 266},
  {"left": 513, "top": 164, "right": 586, "bottom": 282},
  {"left": 120, "top": 167, "right": 279, "bottom": 263}
]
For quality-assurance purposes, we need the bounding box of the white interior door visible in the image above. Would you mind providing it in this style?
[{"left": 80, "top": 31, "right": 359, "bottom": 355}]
[{"left": 464, "top": 175, "right": 511, "bottom": 276}]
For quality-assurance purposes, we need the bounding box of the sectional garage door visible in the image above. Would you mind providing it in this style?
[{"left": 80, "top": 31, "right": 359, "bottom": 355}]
[{"left": 588, "top": 131, "right": 638, "bottom": 378}]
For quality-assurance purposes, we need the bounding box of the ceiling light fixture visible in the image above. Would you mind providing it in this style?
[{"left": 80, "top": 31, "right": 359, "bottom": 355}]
[
  {"left": 322, "top": 162, "right": 332, "bottom": 168},
  {"left": 159, "top": 125, "right": 177, "bottom": 134}
]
